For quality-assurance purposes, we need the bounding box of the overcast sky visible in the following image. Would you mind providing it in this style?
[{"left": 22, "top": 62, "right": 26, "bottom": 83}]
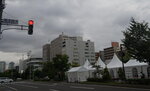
[{"left": 1, "top": 0, "right": 150, "bottom": 64}]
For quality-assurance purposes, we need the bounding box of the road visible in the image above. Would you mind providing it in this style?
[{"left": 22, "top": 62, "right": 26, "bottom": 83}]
[{"left": 0, "top": 81, "right": 150, "bottom": 91}]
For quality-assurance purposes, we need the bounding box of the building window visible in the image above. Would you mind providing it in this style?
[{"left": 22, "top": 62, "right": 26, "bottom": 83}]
[
  {"left": 85, "top": 52, "right": 89, "bottom": 54},
  {"left": 132, "top": 68, "right": 138, "bottom": 78},
  {"left": 147, "top": 67, "right": 150, "bottom": 78}
]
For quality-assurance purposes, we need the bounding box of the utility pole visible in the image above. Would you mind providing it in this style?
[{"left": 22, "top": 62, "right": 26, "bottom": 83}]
[
  {"left": 120, "top": 44, "right": 126, "bottom": 80},
  {"left": 0, "top": 0, "right": 5, "bottom": 35}
]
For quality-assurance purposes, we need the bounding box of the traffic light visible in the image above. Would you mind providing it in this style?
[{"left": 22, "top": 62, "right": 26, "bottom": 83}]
[{"left": 28, "top": 20, "right": 34, "bottom": 35}]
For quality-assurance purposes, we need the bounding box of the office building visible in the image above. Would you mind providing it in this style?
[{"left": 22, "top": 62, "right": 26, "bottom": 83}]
[
  {"left": 43, "top": 44, "right": 50, "bottom": 61},
  {"left": 26, "top": 58, "right": 43, "bottom": 70},
  {"left": 104, "top": 42, "right": 120, "bottom": 61},
  {"left": 50, "top": 34, "right": 95, "bottom": 65}
]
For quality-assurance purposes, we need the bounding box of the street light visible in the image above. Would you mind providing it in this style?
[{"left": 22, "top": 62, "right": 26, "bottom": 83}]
[{"left": 120, "top": 44, "right": 126, "bottom": 80}]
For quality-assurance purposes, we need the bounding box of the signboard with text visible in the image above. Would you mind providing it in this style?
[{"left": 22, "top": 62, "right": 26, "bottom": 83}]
[{"left": 1, "top": 19, "right": 18, "bottom": 25}]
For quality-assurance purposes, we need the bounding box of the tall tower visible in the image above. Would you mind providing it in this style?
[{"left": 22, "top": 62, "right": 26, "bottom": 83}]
[
  {"left": 8, "top": 62, "right": 15, "bottom": 70},
  {"left": 0, "top": 61, "right": 6, "bottom": 72}
]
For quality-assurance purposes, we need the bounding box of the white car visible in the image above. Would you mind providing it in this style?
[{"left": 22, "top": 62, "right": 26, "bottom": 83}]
[{"left": 0, "top": 77, "right": 13, "bottom": 83}]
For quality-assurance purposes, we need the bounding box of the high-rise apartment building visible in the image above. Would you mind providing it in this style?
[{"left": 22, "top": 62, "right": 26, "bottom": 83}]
[
  {"left": 43, "top": 44, "right": 50, "bottom": 61},
  {"left": 103, "top": 42, "right": 120, "bottom": 61},
  {"left": 19, "top": 59, "right": 27, "bottom": 73},
  {"left": 8, "top": 62, "right": 15, "bottom": 70},
  {"left": 50, "top": 34, "right": 95, "bottom": 65},
  {"left": 0, "top": 61, "right": 6, "bottom": 73}
]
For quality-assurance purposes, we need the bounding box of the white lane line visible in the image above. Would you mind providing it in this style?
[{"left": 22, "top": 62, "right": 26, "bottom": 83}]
[
  {"left": 49, "top": 89, "right": 60, "bottom": 91},
  {"left": 3, "top": 85, "right": 18, "bottom": 91},
  {"left": 70, "top": 86, "right": 95, "bottom": 90},
  {"left": 13, "top": 84, "right": 38, "bottom": 88}
]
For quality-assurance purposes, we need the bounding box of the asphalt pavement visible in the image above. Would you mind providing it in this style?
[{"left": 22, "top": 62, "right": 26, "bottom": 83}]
[{"left": 0, "top": 81, "right": 150, "bottom": 91}]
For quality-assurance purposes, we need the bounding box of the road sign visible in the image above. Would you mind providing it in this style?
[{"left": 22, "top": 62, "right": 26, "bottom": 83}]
[{"left": 1, "top": 19, "right": 18, "bottom": 25}]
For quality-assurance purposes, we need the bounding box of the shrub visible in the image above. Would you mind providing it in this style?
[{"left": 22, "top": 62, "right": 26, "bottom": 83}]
[{"left": 126, "top": 79, "right": 150, "bottom": 85}]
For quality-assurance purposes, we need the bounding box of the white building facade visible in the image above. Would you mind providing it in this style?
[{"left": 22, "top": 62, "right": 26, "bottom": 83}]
[
  {"left": 0, "top": 61, "right": 6, "bottom": 73},
  {"left": 50, "top": 34, "right": 95, "bottom": 65}
]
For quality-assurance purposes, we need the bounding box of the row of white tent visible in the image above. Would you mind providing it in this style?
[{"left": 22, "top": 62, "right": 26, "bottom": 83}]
[{"left": 67, "top": 53, "right": 148, "bottom": 82}]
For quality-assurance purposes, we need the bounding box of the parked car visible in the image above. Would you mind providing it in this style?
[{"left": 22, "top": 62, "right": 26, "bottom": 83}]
[{"left": 0, "top": 77, "right": 13, "bottom": 83}]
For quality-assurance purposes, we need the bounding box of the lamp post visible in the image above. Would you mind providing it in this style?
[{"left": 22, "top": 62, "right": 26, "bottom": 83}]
[
  {"left": 120, "top": 44, "right": 126, "bottom": 80},
  {"left": 27, "top": 50, "right": 32, "bottom": 80}
]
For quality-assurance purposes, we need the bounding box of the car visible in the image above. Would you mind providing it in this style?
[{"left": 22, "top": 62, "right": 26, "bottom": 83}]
[{"left": 0, "top": 77, "right": 13, "bottom": 83}]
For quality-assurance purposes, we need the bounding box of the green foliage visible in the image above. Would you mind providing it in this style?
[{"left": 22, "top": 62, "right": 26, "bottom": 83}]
[
  {"left": 117, "top": 68, "right": 125, "bottom": 80},
  {"left": 34, "top": 70, "right": 44, "bottom": 79},
  {"left": 42, "top": 54, "right": 70, "bottom": 81},
  {"left": 117, "top": 51, "right": 131, "bottom": 63},
  {"left": 42, "top": 61, "right": 55, "bottom": 79},
  {"left": 102, "top": 67, "right": 111, "bottom": 81},
  {"left": 87, "top": 78, "right": 105, "bottom": 82},
  {"left": 0, "top": 69, "right": 20, "bottom": 80},
  {"left": 126, "top": 79, "right": 150, "bottom": 85},
  {"left": 71, "top": 62, "right": 80, "bottom": 67},
  {"left": 122, "top": 18, "right": 150, "bottom": 65},
  {"left": 53, "top": 55, "right": 70, "bottom": 72},
  {"left": 93, "top": 65, "right": 102, "bottom": 78}
]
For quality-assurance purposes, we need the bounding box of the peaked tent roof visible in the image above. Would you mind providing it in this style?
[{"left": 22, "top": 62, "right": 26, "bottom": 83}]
[
  {"left": 83, "top": 59, "right": 95, "bottom": 70},
  {"left": 125, "top": 59, "right": 148, "bottom": 67},
  {"left": 83, "top": 59, "right": 91, "bottom": 68},
  {"left": 107, "top": 53, "right": 122, "bottom": 68},
  {"left": 67, "top": 66, "right": 88, "bottom": 72},
  {"left": 95, "top": 57, "right": 106, "bottom": 68}
]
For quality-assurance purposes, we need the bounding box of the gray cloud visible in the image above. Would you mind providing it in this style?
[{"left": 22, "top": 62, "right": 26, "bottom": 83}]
[{"left": 1, "top": 0, "right": 150, "bottom": 62}]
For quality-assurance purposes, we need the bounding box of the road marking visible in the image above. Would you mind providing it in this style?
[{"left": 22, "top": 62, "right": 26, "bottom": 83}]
[
  {"left": 49, "top": 89, "right": 60, "bottom": 91},
  {"left": 3, "top": 85, "right": 18, "bottom": 91},
  {"left": 70, "top": 86, "right": 95, "bottom": 90},
  {"left": 13, "top": 84, "right": 38, "bottom": 88}
]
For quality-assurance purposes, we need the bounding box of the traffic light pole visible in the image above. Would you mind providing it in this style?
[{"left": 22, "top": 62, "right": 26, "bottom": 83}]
[
  {"left": 0, "top": 0, "right": 33, "bottom": 40},
  {"left": 0, "top": 0, "right": 5, "bottom": 36}
]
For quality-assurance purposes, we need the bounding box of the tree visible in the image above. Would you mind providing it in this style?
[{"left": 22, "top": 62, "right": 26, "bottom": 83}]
[
  {"left": 42, "top": 54, "right": 70, "bottom": 81},
  {"left": 71, "top": 62, "right": 80, "bottom": 67},
  {"left": 102, "top": 67, "right": 111, "bottom": 81},
  {"left": 118, "top": 68, "right": 125, "bottom": 80},
  {"left": 53, "top": 54, "right": 70, "bottom": 81},
  {"left": 42, "top": 61, "right": 55, "bottom": 79},
  {"left": 122, "top": 18, "right": 150, "bottom": 65},
  {"left": 117, "top": 51, "right": 130, "bottom": 63}
]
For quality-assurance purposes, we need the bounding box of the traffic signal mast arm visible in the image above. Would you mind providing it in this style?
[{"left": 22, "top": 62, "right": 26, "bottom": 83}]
[
  {"left": 1, "top": 24, "right": 28, "bottom": 32},
  {"left": 1, "top": 20, "right": 34, "bottom": 34}
]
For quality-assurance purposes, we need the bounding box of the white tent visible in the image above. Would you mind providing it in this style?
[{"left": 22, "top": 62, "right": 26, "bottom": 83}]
[
  {"left": 83, "top": 59, "right": 95, "bottom": 70},
  {"left": 67, "top": 66, "right": 89, "bottom": 82},
  {"left": 95, "top": 57, "right": 106, "bottom": 68},
  {"left": 125, "top": 59, "right": 148, "bottom": 67},
  {"left": 107, "top": 53, "right": 123, "bottom": 68},
  {"left": 67, "top": 59, "right": 97, "bottom": 82}
]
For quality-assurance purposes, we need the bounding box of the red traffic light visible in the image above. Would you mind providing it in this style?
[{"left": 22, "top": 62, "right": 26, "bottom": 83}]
[
  {"left": 28, "top": 20, "right": 34, "bottom": 25},
  {"left": 28, "top": 20, "right": 34, "bottom": 35}
]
